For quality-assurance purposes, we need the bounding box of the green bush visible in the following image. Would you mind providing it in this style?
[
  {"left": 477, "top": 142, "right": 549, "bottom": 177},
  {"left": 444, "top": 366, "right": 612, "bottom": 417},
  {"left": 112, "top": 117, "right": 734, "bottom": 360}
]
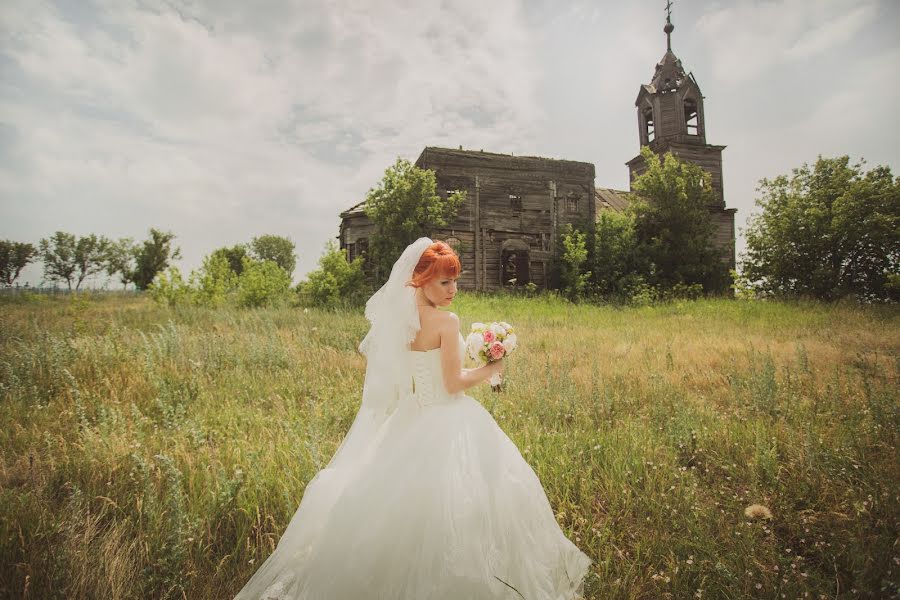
[
  {"left": 191, "top": 253, "right": 237, "bottom": 307},
  {"left": 299, "top": 240, "right": 368, "bottom": 308},
  {"left": 148, "top": 266, "right": 193, "bottom": 307},
  {"left": 236, "top": 258, "right": 292, "bottom": 308},
  {"left": 560, "top": 223, "right": 591, "bottom": 302}
]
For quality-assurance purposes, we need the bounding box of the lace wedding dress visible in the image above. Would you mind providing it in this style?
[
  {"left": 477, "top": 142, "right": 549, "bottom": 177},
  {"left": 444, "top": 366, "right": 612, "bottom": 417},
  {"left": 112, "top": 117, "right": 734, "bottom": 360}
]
[{"left": 234, "top": 330, "right": 592, "bottom": 600}]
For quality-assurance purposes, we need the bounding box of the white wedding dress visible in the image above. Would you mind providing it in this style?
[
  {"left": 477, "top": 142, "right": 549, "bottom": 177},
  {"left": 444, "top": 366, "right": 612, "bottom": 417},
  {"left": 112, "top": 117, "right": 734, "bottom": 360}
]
[{"left": 234, "top": 331, "right": 592, "bottom": 600}]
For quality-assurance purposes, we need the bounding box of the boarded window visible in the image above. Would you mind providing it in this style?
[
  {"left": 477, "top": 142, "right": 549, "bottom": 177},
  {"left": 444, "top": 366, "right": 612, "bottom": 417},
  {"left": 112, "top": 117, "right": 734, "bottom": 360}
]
[{"left": 567, "top": 194, "right": 579, "bottom": 213}]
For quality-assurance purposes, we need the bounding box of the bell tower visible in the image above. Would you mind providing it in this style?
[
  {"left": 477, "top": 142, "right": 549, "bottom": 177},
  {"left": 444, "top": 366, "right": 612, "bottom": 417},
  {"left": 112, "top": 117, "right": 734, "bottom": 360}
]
[{"left": 625, "top": 2, "right": 737, "bottom": 270}]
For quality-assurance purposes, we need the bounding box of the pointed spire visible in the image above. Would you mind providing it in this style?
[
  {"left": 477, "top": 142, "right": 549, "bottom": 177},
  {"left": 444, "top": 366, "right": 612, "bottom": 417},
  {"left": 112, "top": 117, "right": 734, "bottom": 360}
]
[
  {"left": 664, "top": 0, "right": 675, "bottom": 52},
  {"left": 649, "top": 0, "right": 684, "bottom": 92}
]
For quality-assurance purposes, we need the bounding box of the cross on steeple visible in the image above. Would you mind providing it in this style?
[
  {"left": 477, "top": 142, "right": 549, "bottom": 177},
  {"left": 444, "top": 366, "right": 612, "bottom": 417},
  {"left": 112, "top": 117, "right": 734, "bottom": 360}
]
[{"left": 664, "top": 0, "right": 675, "bottom": 51}]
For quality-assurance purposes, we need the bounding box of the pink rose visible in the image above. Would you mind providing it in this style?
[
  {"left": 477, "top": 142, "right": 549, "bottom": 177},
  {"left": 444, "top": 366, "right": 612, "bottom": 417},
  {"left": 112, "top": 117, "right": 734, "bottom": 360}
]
[
  {"left": 483, "top": 330, "right": 496, "bottom": 344},
  {"left": 489, "top": 341, "right": 505, "bottom": 360}
]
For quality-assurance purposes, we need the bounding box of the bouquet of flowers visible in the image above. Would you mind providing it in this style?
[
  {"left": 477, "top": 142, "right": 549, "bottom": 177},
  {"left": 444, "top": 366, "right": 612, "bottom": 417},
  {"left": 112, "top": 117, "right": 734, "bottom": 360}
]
[{"left": 466, "top": 321, "right": 518, "bottom": 392}]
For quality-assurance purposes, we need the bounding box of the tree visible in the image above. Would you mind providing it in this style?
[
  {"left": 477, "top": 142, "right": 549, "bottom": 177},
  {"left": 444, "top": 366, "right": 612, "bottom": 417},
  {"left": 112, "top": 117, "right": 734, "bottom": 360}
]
[
  {"left": 210, "top": 244, "right": 248, "bottom": 276},
  {"left": 299, "top": 240, "right": 368, "bottom": 307},
  {"left": 191, "top": 252, "right": 237, "bottom": 307},
  {"left": 236, "top": 256, "right": 292, "bottom": 308},
  {"left": 105, "top": 237, "right": 137, "bottom": 289},
  {"left": 364, "top": 158, "right": 466, "bottom": 284},
  {"left": 38, "top": 232, "right": 77, "bottom": 289},
  {"left": 742, "top": 156, "right": 899, "bottom": 302},
  {"left": 0, "top": 240, "right": 37, "bottom": 287},
  {"left": 591, "top": 211, "right": 645, "bottom": 300},
  {"left": 630, "top": 147, "right": 730, "bottom": 295},
  {"left": 132, "top": 229, "right": 182, "bottom": 291},
  {"left": 39, "top": 231, "right": 111, "bottom": 291},
  {"left": 249, "top": 235, "right": 296, "bottom": 277},
  {"left": 73, "top": 234, "right": 112, "bottom": 290},
  {"left": 559, "top": 224, "right": 591, "bottom": 301}
]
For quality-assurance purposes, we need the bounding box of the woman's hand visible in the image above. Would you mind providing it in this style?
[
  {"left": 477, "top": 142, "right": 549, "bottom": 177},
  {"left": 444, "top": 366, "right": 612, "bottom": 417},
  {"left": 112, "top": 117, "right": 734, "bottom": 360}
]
[{"left": 486, "top": 357, "right": 505, "bottom": 376}]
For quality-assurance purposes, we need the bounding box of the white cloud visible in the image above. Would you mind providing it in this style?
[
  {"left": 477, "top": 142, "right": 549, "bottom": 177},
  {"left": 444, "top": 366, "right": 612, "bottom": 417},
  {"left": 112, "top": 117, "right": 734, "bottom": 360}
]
[
  {"left": 1, "top": 0, "right": 897, "bottom": 288},
  {"left": 695, "top": 0, "right": 879, "bottom": 86},
  {"left": 0, "top": 0, "right": 542, "bottom": 282}
]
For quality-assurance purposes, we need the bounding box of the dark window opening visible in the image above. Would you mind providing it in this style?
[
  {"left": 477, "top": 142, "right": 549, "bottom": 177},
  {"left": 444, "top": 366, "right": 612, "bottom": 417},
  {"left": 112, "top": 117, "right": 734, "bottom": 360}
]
[
  {"left": 502, "top": 250, "right": 530, "bottom": 287},
  {"left": 509, "top": 194, "right": 522, "bottom": 212},
  {"left": 567, "top": 194, "right": 579, "bottom": 213},
  {"left": 684, "top": 98, "right": 699, "bottom": 135}
]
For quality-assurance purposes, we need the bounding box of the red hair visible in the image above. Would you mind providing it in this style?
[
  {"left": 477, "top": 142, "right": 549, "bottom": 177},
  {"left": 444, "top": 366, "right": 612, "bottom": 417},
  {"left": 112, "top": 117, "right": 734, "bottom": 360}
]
[{"left": 408, "top": 240, "right": 461, "bottom": 288}]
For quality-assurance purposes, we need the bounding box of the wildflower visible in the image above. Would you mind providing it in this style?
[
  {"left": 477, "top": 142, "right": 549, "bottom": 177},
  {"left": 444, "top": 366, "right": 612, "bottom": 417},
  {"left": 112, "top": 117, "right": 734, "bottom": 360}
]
[{"left": 744, "top": 504, "right": 773, "bottom": 520}]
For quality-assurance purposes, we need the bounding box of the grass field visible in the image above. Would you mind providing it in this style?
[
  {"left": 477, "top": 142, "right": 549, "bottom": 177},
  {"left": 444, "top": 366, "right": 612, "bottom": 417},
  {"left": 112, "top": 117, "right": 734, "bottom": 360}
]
[{"left": 0, "top": 292, "right": 897, "bottom": 599}]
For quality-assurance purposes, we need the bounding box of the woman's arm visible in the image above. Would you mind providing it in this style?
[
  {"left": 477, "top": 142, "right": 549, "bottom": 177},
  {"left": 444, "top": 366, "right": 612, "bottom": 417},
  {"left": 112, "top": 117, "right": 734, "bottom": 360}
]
[{"left": 438, "top": 312, "right": 503, "bottom": 394}]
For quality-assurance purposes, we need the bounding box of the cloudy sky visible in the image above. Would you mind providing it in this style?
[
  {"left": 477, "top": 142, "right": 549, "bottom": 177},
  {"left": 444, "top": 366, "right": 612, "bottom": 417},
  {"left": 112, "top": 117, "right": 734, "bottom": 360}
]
[{"left": 2, "top": 0, "right": 898, "bottom": 287}]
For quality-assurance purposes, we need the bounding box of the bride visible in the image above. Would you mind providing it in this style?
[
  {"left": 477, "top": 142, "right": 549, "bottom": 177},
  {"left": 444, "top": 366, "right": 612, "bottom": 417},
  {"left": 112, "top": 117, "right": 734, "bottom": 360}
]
[{"left": 234, "top": 238, "right": 592, "bottom": 599}]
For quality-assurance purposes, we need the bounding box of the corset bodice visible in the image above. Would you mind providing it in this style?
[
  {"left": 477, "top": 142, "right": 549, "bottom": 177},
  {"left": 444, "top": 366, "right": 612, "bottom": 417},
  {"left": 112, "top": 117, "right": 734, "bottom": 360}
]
[{"left": 408, "top": 332, "right": 466, "bottom": 406}]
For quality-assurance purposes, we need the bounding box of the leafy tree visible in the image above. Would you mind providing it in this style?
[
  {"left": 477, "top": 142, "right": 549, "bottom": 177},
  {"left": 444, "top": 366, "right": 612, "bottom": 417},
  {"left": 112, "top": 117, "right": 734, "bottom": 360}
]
[
  {"left": 250, "top": 235, "right": 296, "bottom": 277},
  {"left": 630, "top": 147, "right": 731, "bottom": 295},
  {"left": 236, "top": 257, "right": 292, "bottom": 308},
  {"left": 73, "top": 234, "right": 112, "bottom": 290},
  {"left": 0, "top": 240, "right": 37, "bottom": 286},
  {"left": 299, "top": 240, "right": 368, "bottom": 307},
  {"left": 105, "top": 237, "right": 137, "bottom": 289},
  {"left": 591, "top": 211, "right": 645, "bottom": 300},
  {"left": 364, "top": 158, "right": 466, "bottom": 284},
  {"left": 191, "top": 252, "right": 237, "bottom": 307},
  {"left": 560, "top": 223, "right": 591, "bottom": 301},
  {"left": 38, "top": 232, "right": 77, "bottom": 289},
  {"left": 210, "top": 244, "right": 248, "bottom": 276},
  {"left": 132, "top": 229, "right": 182, "bottom": 291},
  {"left": 39, "top": 231, "right": 111, "bottom": 291},
  {"left": 742, "top": 156, "right": 900, "bottom": 302}
]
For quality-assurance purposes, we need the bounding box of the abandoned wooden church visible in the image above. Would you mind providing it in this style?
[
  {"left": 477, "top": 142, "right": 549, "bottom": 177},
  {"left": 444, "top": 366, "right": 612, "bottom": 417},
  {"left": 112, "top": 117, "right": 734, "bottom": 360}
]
[{"left": 338, "top": 16, "right": 736, "bottom": 292}]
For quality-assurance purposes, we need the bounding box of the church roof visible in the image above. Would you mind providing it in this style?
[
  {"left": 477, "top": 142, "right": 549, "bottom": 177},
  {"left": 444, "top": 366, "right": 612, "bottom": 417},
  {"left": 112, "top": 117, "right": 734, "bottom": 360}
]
[
  {"left": 649, "top": 49, "right": 687, "bottom": 92},
  {"left": 595, "top": 187, "right": 632, "bottom": 214},
  {"left": 418, "top": 146, "right": 594, "bottom": 172},
  {"left": 339, "top": 199, "right": 367, "bottom": 218}
]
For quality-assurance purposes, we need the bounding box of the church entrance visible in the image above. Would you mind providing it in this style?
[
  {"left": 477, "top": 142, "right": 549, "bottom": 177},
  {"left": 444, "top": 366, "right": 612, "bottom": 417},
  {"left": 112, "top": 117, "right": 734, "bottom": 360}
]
[{"left": 501, "top": 239, "right": 530, "bottom": 287}]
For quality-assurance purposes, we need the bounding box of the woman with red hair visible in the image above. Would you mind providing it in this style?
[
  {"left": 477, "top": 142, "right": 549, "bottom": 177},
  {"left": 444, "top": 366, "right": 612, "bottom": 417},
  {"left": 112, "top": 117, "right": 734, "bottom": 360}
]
[
  {"left": 407, "top": 240, "right": 503, "bottom": 393},
  {"left": 235, "top": 238, "right": 591, "bottom": 600}
]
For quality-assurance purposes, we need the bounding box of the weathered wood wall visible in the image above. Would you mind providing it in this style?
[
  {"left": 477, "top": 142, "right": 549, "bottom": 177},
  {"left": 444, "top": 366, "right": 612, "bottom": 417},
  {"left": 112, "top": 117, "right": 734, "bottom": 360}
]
[
  {"left": 340, "top": 145, "right": 736, "bottom": 291},
  {"left": 416, "top": 147, "right": 595, "bottom": 292}
]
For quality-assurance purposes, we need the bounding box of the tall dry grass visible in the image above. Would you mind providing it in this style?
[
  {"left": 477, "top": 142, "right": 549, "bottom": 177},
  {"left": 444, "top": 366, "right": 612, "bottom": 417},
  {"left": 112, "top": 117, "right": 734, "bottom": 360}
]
[{"left": 0, "top": 292, "right": 897, "bottom": 599}]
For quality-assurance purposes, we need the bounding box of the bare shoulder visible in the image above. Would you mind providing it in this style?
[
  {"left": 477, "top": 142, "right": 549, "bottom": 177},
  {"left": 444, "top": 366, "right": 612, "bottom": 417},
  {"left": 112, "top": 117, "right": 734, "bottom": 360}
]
[{"left": 438, "top": 311, "right": 459, "bottom": 336}]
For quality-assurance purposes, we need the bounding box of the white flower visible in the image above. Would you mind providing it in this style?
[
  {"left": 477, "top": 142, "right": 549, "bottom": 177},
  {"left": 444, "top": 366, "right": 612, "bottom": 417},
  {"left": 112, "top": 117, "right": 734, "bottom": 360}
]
[
  {"left": 470, "top": 322, "right": 486, "bottom": 332},
  {"left": 489, "top": 322, "right": 506, "bottom": 337},
  {"left": 502, "top": 333, "right": 518, "bottom": 352},
  {"left": 466, "top": 332, "right": 484, "bottom": 358}
]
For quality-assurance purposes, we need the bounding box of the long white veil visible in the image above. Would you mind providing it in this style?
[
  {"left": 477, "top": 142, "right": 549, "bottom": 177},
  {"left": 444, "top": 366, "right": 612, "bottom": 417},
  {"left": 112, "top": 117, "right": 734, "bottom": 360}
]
[
  {"left": 233, "top": 237, "right": 432, "bottom": 599},
  {"left": 320, "top": 236, "right": 432, "bottom": 471}
]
